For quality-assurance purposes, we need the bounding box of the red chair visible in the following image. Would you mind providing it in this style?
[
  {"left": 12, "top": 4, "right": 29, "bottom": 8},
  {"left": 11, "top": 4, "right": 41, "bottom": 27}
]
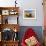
[{"left": 21, "top": 28, "right": 41, "bottom": 46}]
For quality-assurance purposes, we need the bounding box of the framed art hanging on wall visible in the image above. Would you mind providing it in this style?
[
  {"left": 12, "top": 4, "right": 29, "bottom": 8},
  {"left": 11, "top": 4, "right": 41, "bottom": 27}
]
[{"left": 23, "top": 9, "right": 36, "bottom": 19}]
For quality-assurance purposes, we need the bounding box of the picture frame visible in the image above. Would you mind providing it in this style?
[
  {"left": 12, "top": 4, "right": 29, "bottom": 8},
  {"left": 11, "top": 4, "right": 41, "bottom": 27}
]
[
  {"left": 23, "top": 9, "right": 36, "bottom": 19},
  {"left": 8, "top": 16, "right": 18, "bottom": 24},
  {"left": 2, "top": 10, "right": 9, "bottom": 15}
]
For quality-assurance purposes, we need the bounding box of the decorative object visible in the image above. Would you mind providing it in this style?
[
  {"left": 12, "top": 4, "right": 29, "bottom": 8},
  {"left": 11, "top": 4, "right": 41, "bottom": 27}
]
[
  {"left": 13, "top": 32, "right": 18, "bottom": 41},
  {"left": 15, "top": 0, "right": 17, "bottom": 7},
  {"left": 2, "top": 10, "right": 9, "bottom": 15},
  {"left": 23, "top": 9, "right": 36, "bottom": 19},
  {"left": 13, "top": 28, "right": 18, "bottom": 40},
  {"left": 14, "top": 28, "right": 17, "bottom": 32},
  {"left": 9, "top": 10, "right": 18, "bottom": 15},
  {"left": 10, "top": 10, "right": 15, "bottom": 15},
  {"left": 25, "top": 36, "right": 38, "bottom": 46},
  {"left": 2, "top": 28, "right": 13, "bottom": 41},
  {"left": 5, "top": 18, "right": 8, "bottom": 24}
]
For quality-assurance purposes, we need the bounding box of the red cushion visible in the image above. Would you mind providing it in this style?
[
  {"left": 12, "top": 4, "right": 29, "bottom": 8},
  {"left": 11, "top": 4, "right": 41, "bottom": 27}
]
[{"left": 21, "top": 28, "right": 41, "bottom": 46}]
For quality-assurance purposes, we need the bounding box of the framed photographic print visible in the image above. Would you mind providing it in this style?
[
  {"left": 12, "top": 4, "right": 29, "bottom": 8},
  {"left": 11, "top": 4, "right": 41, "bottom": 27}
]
[
  {"left": 8, "top": 16, "right": 18, "bottom": 24},
  {"left": 2, "top": 10, "right": 9, "bottom": 15},
  {"left": 23, "top": 9, "right": 36, "bottom": 19}
]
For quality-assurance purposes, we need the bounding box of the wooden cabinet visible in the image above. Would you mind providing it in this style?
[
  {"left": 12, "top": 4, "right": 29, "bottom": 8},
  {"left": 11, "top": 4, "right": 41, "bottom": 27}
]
[
  {"left": 0, "top": 7, "right": 19, "bottom": 46},
  {"left": 0, "top": 7, "right": 19, "bottom": 24},
  {"left": 0, "top": 24, "right": 19, "bottom": 32},
  {"left": 0, "top": 41, "right": 19, "bottom": 46},
  {"left": 2, "top": 41, "right": 19, "bottom": 46}
]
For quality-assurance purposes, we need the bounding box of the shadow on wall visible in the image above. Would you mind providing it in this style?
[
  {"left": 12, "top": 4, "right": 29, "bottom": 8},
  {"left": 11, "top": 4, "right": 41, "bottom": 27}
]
[{"left": 18, "top": 26, "right": 43, "bottom": 44}]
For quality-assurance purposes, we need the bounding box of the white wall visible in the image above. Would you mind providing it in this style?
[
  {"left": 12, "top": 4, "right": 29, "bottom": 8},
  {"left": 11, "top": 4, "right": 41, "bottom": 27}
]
[
  {"left": 19, "top": 0, "right": 44, "bottom": 26},
  {"left": 0, "top": 0, "right": 44, "bottom": 26}
]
